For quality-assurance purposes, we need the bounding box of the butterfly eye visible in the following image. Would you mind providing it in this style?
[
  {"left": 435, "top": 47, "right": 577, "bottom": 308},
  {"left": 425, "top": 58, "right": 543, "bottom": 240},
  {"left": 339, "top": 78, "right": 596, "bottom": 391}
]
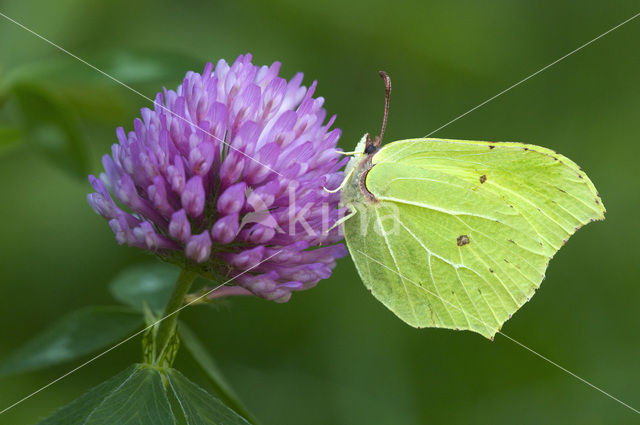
[{"left": 364, "top": 144, "right": 378, "bottom": 154}]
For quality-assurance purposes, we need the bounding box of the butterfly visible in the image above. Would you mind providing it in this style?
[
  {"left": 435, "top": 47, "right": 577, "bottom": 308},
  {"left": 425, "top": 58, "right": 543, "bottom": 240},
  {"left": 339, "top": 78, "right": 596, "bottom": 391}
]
[{"left": 335, "top": 72, "right": 605, "bottom": 339}]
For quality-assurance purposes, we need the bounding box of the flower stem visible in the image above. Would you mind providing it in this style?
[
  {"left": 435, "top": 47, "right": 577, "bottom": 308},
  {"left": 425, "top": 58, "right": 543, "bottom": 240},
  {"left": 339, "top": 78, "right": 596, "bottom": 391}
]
[{"left": 154, "top": 268, "right": 197, "bottom": 364}]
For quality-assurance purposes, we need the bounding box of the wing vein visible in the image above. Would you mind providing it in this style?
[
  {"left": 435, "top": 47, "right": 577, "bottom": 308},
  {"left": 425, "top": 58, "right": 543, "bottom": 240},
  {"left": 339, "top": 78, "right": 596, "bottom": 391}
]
[
  {"left": 377, "top": 196, "right": 500, "bottom": 221},
  {"left": 454, "top": 258, "right": 495, "bottom": 335},
  {"left": 457, "top": 216, "right": 542, "bottom": 285},
  {"left": 395, "top": 217, "right": 459, "bottom": 326},
  {"left": 420, "top": 154, "right": 595, "bottom": 232},
  {"left": 375, "top": 208, "right": 420, "bottom": 325}
]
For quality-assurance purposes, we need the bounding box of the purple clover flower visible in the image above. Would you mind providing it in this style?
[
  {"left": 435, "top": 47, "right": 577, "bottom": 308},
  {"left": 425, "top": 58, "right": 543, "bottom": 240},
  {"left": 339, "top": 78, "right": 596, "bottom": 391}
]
[{"left": 87, "top": 54, "right": 347, "bottom": 302}]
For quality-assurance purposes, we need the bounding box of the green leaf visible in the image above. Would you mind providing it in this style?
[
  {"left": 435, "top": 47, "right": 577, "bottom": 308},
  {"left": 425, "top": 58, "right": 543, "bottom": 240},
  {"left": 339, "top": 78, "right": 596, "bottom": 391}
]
[
  {"left": 11, "top": 84, "right": 89, "bottom": 178},
  {"left": 5, "top": 49, "right": 202, "bottom": 88},
  {"left": 178, "top": 324, "right": 258, "bottom": 424},
  {"left": 38, "top": 364, "right": 176, "bottom": 425},
  {"left": 37, "top": 365, "right": 138, "bottom": 425},
  {"left": 167, "top": 368, "right": 251, "bottom": 425},
  {"left": 84, "top": 366, "right": 175, "bottom": 425},
  {"left": 109, "top": 262, "right": 181, "bottom": 313},
  {"left": 0, "top": 307, "right": 142, "bottom": 376},
  {"left": 2, "top": 49, "right": 202, "bottom": 123}
]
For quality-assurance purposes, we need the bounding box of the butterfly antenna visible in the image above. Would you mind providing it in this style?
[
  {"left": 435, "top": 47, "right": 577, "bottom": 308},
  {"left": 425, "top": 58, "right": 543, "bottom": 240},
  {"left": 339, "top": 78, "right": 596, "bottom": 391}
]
[{"left": 378, "top": 71, "right": 392, "bottom": 145}]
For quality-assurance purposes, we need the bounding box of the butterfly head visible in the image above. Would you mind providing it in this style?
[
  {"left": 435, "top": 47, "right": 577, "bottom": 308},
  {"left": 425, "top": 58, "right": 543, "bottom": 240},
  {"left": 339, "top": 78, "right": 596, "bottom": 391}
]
[
  {"left": 339, "top": 71, "right": 392, "bottom": 203},
  {"left": 364, "top": 141, "right": 378, "bottom": 155}
]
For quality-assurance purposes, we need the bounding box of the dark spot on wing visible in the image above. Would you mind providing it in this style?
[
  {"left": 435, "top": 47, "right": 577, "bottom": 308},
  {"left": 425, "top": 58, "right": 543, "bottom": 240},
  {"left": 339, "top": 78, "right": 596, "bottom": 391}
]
[
  {"left": 456, "top": 235, "right": 470, "bottom": 246},
  {"left": 479, "top": 175, "right": 487, "bottom": 184},
  {"left": 489, "top": 145, "right": 495, "bottom": 149},
  {"left": 489, "top": 268, "right": 494, "bottom": 273},
  {"left": 523, "top": 147, "right": 529, "bottom": 151}
]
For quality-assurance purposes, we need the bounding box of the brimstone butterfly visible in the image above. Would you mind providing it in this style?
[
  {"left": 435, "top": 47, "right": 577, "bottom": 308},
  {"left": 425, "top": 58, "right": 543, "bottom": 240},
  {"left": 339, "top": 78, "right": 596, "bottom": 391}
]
[{"left": 337, "top": 72, "right": 605, "bottom": 339}]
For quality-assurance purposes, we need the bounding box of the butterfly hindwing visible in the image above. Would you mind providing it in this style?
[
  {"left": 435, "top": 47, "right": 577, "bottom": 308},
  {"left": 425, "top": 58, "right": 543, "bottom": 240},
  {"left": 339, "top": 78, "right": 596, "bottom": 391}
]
[{"left": 343, "top": 138, "right": 605, "bottom": 338}]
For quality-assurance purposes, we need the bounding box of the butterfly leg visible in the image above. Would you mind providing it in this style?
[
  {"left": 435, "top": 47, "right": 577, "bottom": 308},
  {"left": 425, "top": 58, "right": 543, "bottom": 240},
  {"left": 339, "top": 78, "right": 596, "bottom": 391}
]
[
  {"left": 327, "top": 208, "right": 358, "bottom": 231},
  {"left": 336, "top": 150, "right": 360, "bottom": 155},
  {"left": 323, "top": 166, "right": 355, "bottom": 193}
]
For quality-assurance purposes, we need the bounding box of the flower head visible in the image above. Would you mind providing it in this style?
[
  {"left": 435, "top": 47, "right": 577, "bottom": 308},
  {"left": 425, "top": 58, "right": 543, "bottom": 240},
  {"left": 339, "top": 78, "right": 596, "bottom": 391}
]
[{"left": 88, "top": 54, "right": 347, "bottom": 302}]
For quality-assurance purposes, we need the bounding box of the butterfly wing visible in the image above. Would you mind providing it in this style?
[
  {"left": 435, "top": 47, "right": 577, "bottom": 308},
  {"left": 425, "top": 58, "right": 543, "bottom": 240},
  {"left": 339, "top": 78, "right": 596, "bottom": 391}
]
[{"left": 343, "top": 138, "right": 605, "bottom": 338}]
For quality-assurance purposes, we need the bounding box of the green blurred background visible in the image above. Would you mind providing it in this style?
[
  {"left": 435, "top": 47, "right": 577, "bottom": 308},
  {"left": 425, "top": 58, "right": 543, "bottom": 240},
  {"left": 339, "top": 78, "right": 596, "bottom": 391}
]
[{"left": 1, "top": 0, "right": 639, "bottom": 424}]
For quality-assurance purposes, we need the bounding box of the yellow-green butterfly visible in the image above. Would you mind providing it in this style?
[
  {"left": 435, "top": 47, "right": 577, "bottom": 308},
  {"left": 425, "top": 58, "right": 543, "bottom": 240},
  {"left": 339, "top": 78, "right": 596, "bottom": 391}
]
[{"left": 337, "top": 72, "right": 605, "bottom": 339}]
